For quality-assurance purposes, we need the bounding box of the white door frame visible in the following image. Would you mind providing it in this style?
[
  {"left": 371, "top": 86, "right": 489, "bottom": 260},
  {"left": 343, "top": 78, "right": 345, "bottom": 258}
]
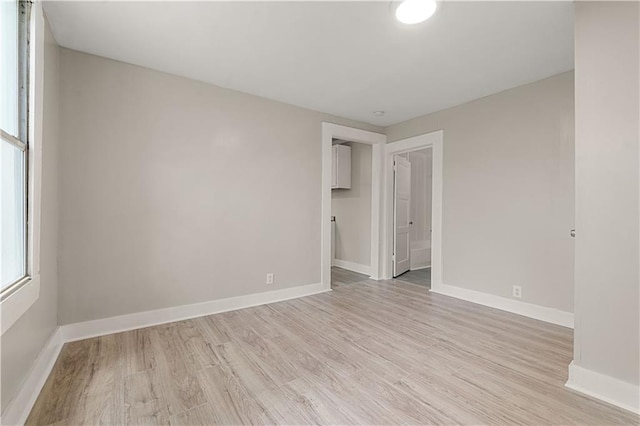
[
  {"left": 321, "top": 123, "right": 386, "bottom": 289},
  {"left": 383, "top": 130, "right": 443, "bottom": 286}
]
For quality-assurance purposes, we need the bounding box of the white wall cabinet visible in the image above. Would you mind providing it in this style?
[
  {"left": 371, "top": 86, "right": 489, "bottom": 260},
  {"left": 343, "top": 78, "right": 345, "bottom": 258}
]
[{"left": 332, "top": 144, "right": 351, "bottom": 189}]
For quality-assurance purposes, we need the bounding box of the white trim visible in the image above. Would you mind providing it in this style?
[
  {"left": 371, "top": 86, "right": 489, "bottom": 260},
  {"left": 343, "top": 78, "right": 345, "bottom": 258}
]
[
  {"left": 1, "top": 129, "right": 27, "bottom": 151},
  {"left": 410, "top": 265, "right": 431, "bottom": 271},
  {"left": 331, "top": 259, "right": 371, "bottom": 276},
  {"left": 322, "top": 123, "right": 386, "bottom": 289},
  {"left": 410, "top": 259, "right": 431, "bottom": 270},
  {"left": 383, "top": 131, "right": 443, "bottom": 282},
  {"left": 1, "top": 327, "right": 64, "bottom": 426},
  {"left": 566, "top": 361, "right": 640, "bottom": 415},
  {"left": 28, "top": 1, "right": 45, "bottom": 284},
  {"left": 1, "top": 1, "right": 45, "bottom": 336},
  {"left": 430, "top": 282, "right": 574, "bottom": 328},
  {"left": 1, "top": 278, "right": 40, "bottom": 335},
  {"left": 62, "top": 282, "right": 329, "bottom": 342}
]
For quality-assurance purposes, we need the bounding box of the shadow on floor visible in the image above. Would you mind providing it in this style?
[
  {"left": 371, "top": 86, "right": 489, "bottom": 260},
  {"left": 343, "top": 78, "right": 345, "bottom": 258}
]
[
  {"left": 394, "top": 268, "right": 431, "bottom": 289},
  {"left": 331, "top": 266, "right": 431, "bottom": 289}
]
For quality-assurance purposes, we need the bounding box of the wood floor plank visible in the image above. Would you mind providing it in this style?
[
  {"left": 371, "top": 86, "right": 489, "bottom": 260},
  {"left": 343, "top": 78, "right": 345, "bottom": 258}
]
[
  {"left": 26, "top": 267, "right": 640, "bottom": 425},
  {"left": 192, "top": 316, "right": 231, "bottom": 347},
  {"left": 124, "top": 369, "right": 170, "bottom": 425},
  {"left": 229, "top": 329, "right": 300, "bottom": 386},
  {"left": 212, "top": 342, "right": 279, "bottom": 395},
  {"left": 256, "top": 380, "right": 326, "bottom": 425},
  {"left": 196, "top": 365, "right": 274, "bottom": 425},
  {"left": 170, "top": 403, "right": 217, "bottom": 426},
  {"left": 148, "top": 326, "right": 207, "bottom": 416},
  {"left": 26, "top": 339, "right": 108, "bottom": 425},
  {"left": 194, "top": 366, "right": 245, "bottom": 425},
  {"left": 122, "top": 328, "right": 157, "bottom": 376},
  {"left": 285, "top": 377, "right": 365, "bottom": 425}
]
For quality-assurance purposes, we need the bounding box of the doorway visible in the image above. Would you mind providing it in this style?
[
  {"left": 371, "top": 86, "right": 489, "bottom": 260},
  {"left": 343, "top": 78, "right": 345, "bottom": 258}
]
[
  {"left": 331, "top": 140, "right": 373, "bottom": 283},
  {"left": 392, "top": 148, "right": 433, "bottom": 287},
  {"left": 321, "top": 123, "right": 386, "bottom": 290},
  {"left": 383, "top": 131, "right": 443, "bottom": 288}
]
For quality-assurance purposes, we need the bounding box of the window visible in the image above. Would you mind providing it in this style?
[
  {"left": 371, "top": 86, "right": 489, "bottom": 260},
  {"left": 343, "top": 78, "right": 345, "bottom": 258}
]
[{"left": 1, "top": 0, "right": 30, "bottom": 293}]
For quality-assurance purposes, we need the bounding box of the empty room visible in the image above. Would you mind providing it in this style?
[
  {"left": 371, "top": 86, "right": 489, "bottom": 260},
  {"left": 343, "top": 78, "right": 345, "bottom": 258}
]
[{"left": 1, "top": 0, "right": 639, "bottom": 425}]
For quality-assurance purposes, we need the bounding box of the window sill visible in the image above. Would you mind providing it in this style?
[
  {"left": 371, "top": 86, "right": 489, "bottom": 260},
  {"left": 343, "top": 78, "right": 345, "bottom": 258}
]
[{"left": 1, "top": 276, "right": 40, "bottom": 335}]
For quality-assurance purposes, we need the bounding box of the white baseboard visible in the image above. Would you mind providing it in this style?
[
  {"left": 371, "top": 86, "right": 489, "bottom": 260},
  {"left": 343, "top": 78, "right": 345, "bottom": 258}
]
[
  {"left": 430, "top": 282, "right": 574, "bottom": 328},
  {"left": 331, "top": 259, "right": 371, "bottom": 276},
  {"left": 410, "top": 265, "right": 431, "bottom": 271},
  {"left": 1, "top": 327, "right": 64, "bottom": 426},
  {"left": 566, "top": 361, "right": 640, "bottom": 414},
  {"left": 1, "top": 282, "right": 329, "bottom": 425},
  {"left": 62, "top": 282, "right": 329, "bottom": 342}
]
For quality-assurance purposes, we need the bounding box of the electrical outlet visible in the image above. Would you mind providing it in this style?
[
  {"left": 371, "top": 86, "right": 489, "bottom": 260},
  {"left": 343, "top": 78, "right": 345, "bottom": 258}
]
[
  {"left": 512, "top": 285, "right": 522, "bottom": 299},
  {"left": 266, "top": 273, "right": 274, "bottom": 285}
]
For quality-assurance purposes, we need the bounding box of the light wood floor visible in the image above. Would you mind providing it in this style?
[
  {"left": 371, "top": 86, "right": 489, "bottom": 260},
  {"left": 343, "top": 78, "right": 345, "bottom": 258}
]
[
  {"left": 332, "top": 266, "right": 431, "bottom": 289},
  {"left": 27, "top": 272, "right": 639, "bottom": 425},
  {"left": 395, "top": 268, "right": 431, "bottom": 288}
]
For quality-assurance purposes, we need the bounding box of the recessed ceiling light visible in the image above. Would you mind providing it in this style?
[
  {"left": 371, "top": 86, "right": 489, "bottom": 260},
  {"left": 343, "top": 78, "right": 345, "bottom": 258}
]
[
  {"left": 374, "top": 111, "right": 385, "bottom": 117},
  {"left": 396, "top": 0, "right": 437, "bottom": 25}
]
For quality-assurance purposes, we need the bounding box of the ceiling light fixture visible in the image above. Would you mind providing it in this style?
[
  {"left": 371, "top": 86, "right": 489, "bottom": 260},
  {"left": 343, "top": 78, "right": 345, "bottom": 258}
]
[
  {"left": 395, "top": 0, "right": 437, "bottom": 25},
  {"left": 373, "top": 111, "right": 385, "bottom": 117}
]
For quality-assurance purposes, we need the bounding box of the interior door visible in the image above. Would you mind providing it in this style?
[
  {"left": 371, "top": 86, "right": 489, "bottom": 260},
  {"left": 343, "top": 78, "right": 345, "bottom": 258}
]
[{"left": 394, "top": 156, "right": 411, "bottom": 277}]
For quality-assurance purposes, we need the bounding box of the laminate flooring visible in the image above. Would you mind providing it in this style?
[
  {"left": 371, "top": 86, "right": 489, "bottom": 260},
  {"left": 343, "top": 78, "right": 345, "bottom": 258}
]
[
  {"left": 26, "top": 272, "right": 639, "bottom": 425},
  {"left": 395, "top": 268, "right": 431, "bottom": 288}
]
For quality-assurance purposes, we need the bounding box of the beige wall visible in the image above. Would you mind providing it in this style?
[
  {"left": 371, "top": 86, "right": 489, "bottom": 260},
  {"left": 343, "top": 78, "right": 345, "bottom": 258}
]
[
  {"left": 1, "top": 18, "right": 60, "bottom": 412},
  {"left": 573, "top": 2, "right": 639, "bottom": 385},
  {"left": 331, "top": 142, "right": 372, "bottom": 267},
  {"left": 386, "top": 72, "right": 575, "bottom": 312},
  {"left": 57, "top": 49, "right": 381, "bottom": 324}
]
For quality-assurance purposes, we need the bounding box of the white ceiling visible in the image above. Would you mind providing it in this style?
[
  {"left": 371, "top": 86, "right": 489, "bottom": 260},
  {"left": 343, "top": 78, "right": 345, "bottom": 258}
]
[{"left": 43, "top": 1, "right": 574, "bottom": 126}]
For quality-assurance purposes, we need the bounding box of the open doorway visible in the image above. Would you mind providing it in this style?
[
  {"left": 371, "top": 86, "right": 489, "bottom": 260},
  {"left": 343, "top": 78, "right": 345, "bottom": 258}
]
[
  {"left": 392, "top": 148, "right": 433, "bottom": 288},
  {"left": 321, "top": 123, "right": 386, "bottom": 290},
  {"left": 331, "top": 140, "right": 373, "bottom": 286},
  {"left": 382, "top": 130, "right": 443, "bottom": 288}
]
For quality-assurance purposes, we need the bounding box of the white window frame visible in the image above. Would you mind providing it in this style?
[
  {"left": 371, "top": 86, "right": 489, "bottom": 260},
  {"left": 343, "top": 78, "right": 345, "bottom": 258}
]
[{"left": 1, "top": 1, "right": 45, "bottom": 335}]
